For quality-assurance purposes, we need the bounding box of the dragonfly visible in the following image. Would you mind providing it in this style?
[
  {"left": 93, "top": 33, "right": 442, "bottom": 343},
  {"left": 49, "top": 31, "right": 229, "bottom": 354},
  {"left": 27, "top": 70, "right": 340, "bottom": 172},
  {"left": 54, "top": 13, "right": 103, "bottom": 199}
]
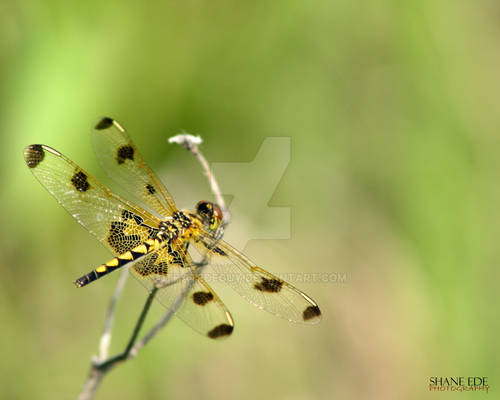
[{"left": 24, "top": 117, "right": 321, "bottom": 339}]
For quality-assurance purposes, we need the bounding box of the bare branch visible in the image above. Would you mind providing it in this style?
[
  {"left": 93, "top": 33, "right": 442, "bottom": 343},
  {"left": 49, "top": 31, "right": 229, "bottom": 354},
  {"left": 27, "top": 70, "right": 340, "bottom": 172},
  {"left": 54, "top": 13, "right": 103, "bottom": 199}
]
[
  {"left": 77, "top": 370, "right": 104, "bottom": 400},
  {"left": 77, "top": 287, "right": 158, "bottom": 400},
  {"left": 97, "top": 267, "right": 129, "bottom": 361},
  {"left": 94, "top": 286, "right": 158, "bottom": 370}
]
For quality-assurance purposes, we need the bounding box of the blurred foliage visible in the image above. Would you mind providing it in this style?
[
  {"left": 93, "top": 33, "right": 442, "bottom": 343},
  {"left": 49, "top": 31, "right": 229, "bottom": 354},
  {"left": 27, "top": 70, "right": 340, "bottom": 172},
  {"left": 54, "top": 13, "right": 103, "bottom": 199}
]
[{"left": 1, "top": 1, "right": 500, "bottom": 399}]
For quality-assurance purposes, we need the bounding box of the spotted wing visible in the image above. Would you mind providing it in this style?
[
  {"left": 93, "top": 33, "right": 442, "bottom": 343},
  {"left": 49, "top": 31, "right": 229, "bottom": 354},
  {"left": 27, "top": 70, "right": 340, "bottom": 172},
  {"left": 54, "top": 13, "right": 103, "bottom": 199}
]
[
  {"left": 131, "top": 246, "right": 234, "bottom": 339},
  {"left": 193, "top": 235, "right": 322, "bottom": 324},
  {"left": 92, "top": 117, "right": 177, "bottom": 217},
  {"left": 24, "top": 144, "right": 161, "bottom": 255}
]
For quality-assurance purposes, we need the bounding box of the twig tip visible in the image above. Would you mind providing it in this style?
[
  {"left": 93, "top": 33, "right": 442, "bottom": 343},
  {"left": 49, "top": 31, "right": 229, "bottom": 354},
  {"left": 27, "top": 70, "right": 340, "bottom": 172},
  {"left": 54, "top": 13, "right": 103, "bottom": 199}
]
[{"left": 168, "top": 133, "right": 203, "bottom": 151}]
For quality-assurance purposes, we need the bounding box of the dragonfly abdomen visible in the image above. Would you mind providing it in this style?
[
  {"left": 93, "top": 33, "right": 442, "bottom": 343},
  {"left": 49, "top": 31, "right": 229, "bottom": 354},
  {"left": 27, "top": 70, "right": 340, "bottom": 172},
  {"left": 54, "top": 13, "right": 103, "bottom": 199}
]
[{"left": 74, "top": 238, "right": 161, "bottom": 288}]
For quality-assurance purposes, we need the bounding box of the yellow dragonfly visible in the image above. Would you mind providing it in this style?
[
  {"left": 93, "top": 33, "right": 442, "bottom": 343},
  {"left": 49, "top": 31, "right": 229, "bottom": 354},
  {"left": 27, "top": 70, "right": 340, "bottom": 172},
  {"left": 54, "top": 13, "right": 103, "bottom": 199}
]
[{"left": 24, "top": 117, "right": 321, "bottom": 339}]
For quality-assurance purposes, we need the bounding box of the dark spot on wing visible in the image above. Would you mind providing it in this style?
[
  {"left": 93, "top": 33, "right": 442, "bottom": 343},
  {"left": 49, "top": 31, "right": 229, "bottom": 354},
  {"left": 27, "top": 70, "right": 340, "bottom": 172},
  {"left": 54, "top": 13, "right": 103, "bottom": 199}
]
[
  {"left": 207, "top": 324, "right": 233, "bottom": 339},
  {"left": 95, "top": 117, "right": 114, "bottom": 130},
  {"left": 254, "top": 277, "right": 283, "bottom": 293},
  {"left": 24, "top": 144, "right": 45, "bottom": 168},
  {"left": 212, "top": 247, "right": 227, "bottom": 256},
  {"left": 303, "top": 306, "right": 321, "bottom": 321},
  {"left": 71, "top": 171, "right": 90, "bottom": 192},
  {"left": 192, "top": 291, "right": 214, "bottom": 306},
  {"left": 117, "top": 145, "right": 134, "bottom": 164},
  {"left": 146, "top": 183, "right": 156, "bottom": 194}
]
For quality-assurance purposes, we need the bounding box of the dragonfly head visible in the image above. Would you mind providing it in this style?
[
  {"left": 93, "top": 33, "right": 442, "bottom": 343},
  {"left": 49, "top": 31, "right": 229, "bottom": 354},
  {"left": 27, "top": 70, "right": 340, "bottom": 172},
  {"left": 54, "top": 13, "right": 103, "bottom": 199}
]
[{"left": 196, "top": 201, "right": 223, "bottom": 232}]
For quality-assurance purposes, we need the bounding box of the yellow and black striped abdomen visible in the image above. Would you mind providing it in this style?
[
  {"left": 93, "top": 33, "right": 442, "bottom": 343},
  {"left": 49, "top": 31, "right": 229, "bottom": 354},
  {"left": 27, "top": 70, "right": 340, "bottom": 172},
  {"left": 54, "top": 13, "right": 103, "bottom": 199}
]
[
  {"left": 73, "top": 215, "right": 202, "bottom": 288},
  {"left": 74, "top": 238, "right": 161, "bottom": 288}
]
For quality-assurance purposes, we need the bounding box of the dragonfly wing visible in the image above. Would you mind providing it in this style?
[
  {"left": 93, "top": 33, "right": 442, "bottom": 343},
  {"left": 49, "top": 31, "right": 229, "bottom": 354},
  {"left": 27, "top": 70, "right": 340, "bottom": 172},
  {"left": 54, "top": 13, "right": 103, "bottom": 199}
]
[
  {"left": 92, "top": 117, "right": 177, "bottom": 216},
  {"left": 130, "top": 245, "right": 234, "bottom": 339},
  {"left": 24, "top": 144, "right": 161, "bottom": 255},
  {"left": 193, "top": 235, "right": 322, "bottom": 324}
]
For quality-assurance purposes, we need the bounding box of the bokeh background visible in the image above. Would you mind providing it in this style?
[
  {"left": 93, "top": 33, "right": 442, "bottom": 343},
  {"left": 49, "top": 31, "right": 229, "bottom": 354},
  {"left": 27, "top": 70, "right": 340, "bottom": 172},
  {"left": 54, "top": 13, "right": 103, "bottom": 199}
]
[{"left": 1, "top": 1, "right": 499, "bottom": 399}]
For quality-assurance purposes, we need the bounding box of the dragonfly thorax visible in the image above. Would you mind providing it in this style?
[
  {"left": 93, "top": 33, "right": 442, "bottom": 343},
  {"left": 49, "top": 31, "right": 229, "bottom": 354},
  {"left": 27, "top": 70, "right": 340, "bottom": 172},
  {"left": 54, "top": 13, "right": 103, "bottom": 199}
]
[{"left": 156, "top": 210, "right": 203, "bottom": 243}]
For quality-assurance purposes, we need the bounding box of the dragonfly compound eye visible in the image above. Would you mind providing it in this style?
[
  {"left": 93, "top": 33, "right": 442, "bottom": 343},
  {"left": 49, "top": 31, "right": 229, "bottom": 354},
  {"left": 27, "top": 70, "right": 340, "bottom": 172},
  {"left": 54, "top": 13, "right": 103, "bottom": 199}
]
[{"left": 195, "top": 201, "right": 222, "bottom": 231}]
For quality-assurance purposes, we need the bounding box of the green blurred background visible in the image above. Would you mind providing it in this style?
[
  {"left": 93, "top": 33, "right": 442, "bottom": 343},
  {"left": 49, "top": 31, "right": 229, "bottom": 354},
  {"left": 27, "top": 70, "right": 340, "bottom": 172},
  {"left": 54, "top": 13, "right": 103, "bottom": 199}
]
[{"left": 1, "top": 1, "right": 499, "bottom": 399}]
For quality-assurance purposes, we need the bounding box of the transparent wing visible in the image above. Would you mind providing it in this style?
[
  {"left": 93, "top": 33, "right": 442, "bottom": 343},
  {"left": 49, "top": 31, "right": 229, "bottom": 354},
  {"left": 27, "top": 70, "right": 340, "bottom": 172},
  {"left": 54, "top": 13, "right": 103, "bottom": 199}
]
[
  {"left": 24, "top": 144, "right": 161, "bottom": 255},
  {"left": 193, "top": 235, "right": 322, "bottom": 324},
  {"left": 131, "top": 245, "right": 234, "bottom": 339},
  {"left": 92, "top": 117, "right": 177, "bottom": 217}
]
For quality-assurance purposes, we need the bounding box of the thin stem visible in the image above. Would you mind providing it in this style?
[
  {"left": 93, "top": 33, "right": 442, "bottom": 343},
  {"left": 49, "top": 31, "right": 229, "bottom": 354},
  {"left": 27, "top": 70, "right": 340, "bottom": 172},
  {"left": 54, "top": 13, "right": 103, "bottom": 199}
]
[
  {"left": 77, "top": 370, "right": 104, "bottom": 400},
  {"left": 168, "top": 133, "right": 230, "bottom": 225},
  {"left": 95, "top": 286, "right": 158, "bottom": 371},
  {"left": 98, "top": 267, "right": 129, "bottom": 361},
  {"left": 192, "top": 147, "right": 227, "bottom": 213}
]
